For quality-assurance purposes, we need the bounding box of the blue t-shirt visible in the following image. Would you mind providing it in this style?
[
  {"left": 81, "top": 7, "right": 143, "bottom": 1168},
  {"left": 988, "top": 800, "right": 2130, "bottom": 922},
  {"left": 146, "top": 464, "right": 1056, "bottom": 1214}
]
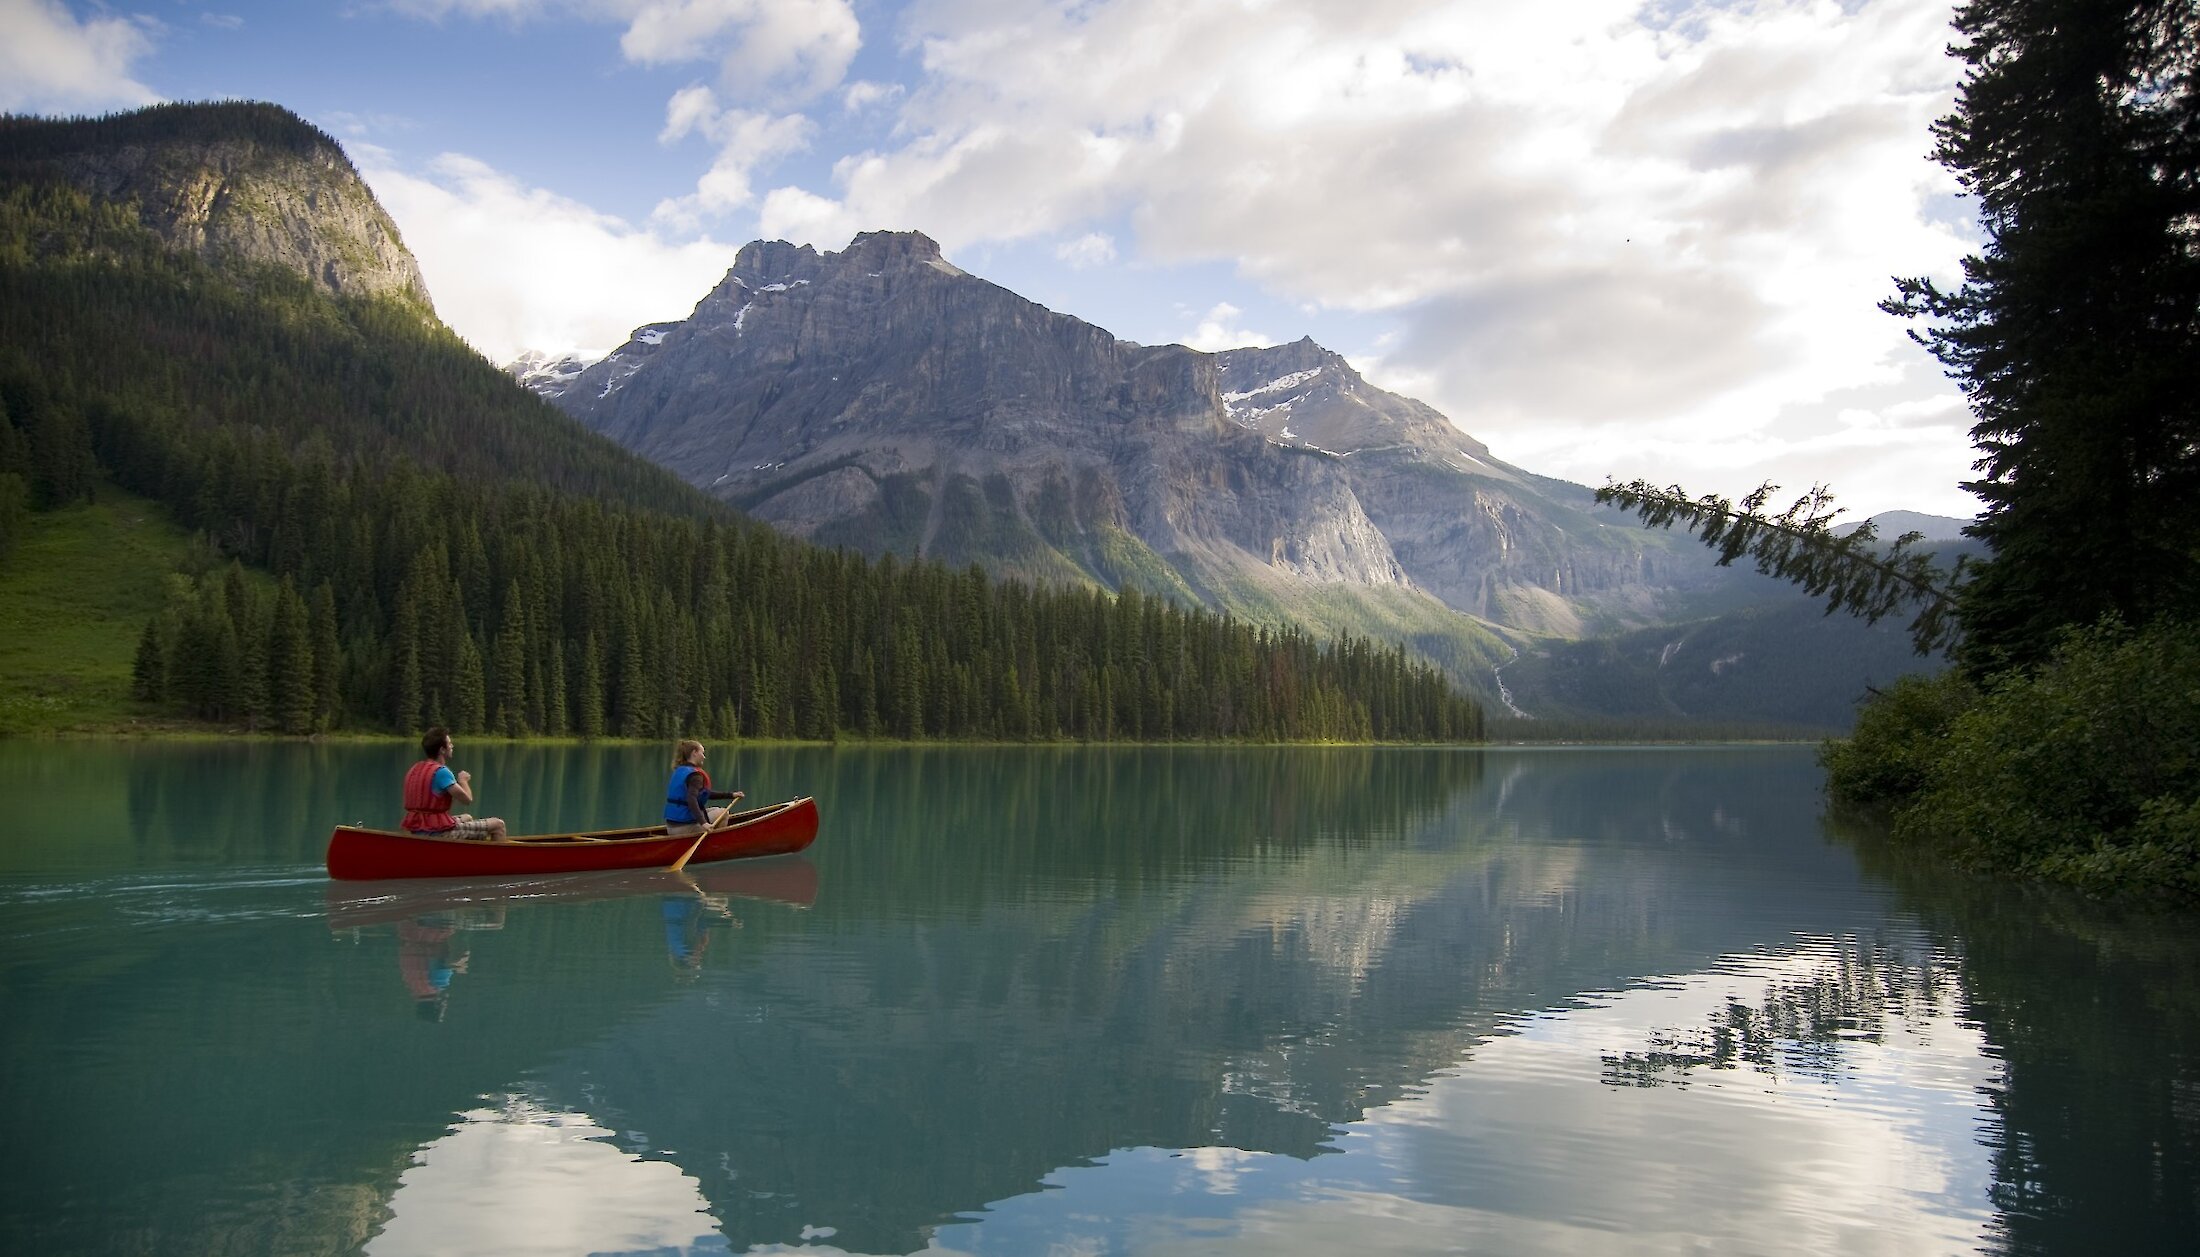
[{"left": 431, "top": 765, "right": 456, "bottom": 794}]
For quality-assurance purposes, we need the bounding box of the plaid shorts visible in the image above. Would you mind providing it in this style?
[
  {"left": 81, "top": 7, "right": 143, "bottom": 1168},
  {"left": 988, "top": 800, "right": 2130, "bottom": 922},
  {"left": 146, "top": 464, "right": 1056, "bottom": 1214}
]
[{"left": 448, "top": 815, "right": 497, "bottom": 840}]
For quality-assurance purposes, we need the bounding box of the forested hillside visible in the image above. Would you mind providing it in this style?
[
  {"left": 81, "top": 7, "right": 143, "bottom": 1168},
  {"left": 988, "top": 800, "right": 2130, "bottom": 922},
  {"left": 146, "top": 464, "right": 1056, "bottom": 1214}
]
[
  {"left": 0, "top": 103, "right": 1479, "bottom": 743},
  {"left": 1499, "top": 581, "right": 1956, "bottom": 732}
]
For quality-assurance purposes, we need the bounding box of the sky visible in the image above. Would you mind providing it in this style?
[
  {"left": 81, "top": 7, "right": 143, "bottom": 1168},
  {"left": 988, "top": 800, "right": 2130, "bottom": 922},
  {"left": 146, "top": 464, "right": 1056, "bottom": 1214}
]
[{"left": 3, "top": 0, "right": 1984, "bottom": 519}]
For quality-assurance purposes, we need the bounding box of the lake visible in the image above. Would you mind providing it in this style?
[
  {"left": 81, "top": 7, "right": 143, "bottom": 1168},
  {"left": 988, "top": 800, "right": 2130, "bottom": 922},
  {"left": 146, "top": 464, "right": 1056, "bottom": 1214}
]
[{"left": 0, "top": 741, "right": 2194, "bottom": 1255}]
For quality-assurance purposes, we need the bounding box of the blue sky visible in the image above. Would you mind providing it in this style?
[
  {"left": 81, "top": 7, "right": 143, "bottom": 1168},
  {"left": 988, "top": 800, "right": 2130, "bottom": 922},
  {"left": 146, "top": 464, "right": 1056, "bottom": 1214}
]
[{"left": 4, "top": 0, "right": 1982, "bottom": 519}]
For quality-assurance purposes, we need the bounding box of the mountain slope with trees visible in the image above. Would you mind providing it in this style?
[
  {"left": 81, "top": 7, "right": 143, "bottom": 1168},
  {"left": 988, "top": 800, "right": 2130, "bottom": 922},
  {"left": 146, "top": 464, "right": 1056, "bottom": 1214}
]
[{"left": 0, "top": 102, "right": 1479, "bottom": 744}]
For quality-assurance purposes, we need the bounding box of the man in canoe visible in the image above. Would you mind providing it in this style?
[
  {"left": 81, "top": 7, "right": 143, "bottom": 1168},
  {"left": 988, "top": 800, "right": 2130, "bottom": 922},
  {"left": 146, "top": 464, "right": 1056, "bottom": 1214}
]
[
  {"left": 665, "top": 739, "right": 743, "bottom": 837},
  {"left": 402, "top": 727, "right": 509, "bottom": 841}
]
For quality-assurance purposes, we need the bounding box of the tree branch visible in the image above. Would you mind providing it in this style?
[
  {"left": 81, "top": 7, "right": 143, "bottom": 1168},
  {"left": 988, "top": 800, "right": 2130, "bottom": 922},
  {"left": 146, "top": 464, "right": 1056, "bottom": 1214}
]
[{"left": 1594, "top": 479, "right": 1969, "bottom": 656}]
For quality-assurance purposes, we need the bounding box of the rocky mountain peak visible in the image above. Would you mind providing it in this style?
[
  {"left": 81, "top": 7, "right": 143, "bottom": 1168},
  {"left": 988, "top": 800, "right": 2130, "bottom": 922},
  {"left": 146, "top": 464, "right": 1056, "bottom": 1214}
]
[
  {"left": 539, "top": 227, "right": 1751, "bottom": 653},
  {"left": 728, "top": 238, "right": 822, "bottom": 283},
  {"left": 1218, "top": 335, "right": 1337, "bottom": 373},
  {"left": 720, "top": 230, "right": 954, "bottom": 291},
  {"left": 841, "top": 229, "right": 948, "bottom": 270}
]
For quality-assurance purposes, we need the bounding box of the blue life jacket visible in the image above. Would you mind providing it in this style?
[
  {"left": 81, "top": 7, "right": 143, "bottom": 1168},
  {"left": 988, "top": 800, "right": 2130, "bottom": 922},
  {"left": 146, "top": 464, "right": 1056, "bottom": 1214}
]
[{"left": 665, "top": 764, "right": 709, "bottom": 823}]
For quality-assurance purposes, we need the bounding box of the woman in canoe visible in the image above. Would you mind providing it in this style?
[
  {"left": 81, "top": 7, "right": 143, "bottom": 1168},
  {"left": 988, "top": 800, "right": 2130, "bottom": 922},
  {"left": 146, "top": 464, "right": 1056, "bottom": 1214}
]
[{"left": 665, "top": 739, "right": 743, "bottom": 837}]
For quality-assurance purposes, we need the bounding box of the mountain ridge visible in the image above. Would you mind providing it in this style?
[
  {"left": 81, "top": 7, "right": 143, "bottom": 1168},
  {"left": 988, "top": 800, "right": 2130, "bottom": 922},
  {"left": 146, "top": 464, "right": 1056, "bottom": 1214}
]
[{"left": 524, "top": 230, "right": 1744, "bottom": 663}]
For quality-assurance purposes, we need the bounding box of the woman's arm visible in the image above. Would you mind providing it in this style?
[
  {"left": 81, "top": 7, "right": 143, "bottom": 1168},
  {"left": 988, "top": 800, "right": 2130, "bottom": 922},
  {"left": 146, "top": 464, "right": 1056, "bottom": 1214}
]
[{"left": 685, "top": 774, "right": 711, "bottom": 818}]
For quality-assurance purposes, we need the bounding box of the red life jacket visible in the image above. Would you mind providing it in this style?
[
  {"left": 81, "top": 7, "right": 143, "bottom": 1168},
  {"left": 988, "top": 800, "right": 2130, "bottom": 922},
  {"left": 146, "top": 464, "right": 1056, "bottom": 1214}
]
[{"left": 402, "top": 759, "right": 458, "bottom": 833}]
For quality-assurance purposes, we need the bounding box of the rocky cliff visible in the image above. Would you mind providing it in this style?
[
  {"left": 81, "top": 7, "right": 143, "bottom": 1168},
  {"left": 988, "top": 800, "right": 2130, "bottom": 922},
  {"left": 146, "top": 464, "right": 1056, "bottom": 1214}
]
[
  {"left": 552, "top": 232, "right": 1423, "bottom": 600},
  {"left": 538, "top": 231, "right": 1722, "bottom": 654},
  {"left": 0, "top": 102, "right": 433, "bottom": 312}
]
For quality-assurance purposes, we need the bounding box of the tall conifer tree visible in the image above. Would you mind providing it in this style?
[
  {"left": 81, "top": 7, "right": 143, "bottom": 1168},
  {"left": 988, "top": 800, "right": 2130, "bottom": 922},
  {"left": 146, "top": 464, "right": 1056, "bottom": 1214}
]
[
  {"left": 309, "top": 582, "right": 341, "bottom": 730},
  {"left": 1886, "top": 0, "right": 2200, "bottom": 669},
  {"left": 451, "top": 630, "right": 487, "bottom": 734},
  {"left": 268, "top": 577, "right": 314, "bottom": 735}
]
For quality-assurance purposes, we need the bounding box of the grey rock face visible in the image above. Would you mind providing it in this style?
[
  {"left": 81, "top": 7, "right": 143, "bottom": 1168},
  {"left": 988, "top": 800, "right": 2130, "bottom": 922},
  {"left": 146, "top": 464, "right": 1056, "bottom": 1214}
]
[
  {"left": 1206, "top": 340, "right": 1726, "bottom": 634},
  {"left": 19, "top": 116, "right": 433, "bottom": 312},
  {"left": 550, "top": 230, "right": 1723, "bottom": 640}
]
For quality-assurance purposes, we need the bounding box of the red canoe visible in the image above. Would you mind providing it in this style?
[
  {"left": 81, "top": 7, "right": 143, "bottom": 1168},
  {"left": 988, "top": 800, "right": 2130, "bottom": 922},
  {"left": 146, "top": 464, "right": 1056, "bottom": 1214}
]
[{"left": 325, "top": 797, "right": 819, "bottom": 881}]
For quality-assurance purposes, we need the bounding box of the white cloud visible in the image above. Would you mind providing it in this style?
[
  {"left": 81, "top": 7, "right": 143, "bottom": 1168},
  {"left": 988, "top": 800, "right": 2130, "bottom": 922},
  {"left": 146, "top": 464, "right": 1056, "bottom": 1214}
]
[
  {"left": 1180, "top": 301, "right": 1272, "bottom": 353},
  {"left": 0, "top": 0, "right": 160, "bottom": 113},
  {"left": 650, "top": 86, "right": 814, "bottom": 228},
  {"left": 390, "top": 1, "right": 861, "bottom": 101},
  {"left": 357, "top": 148, "right": 741, "bottom": 366},
  {"left": 1054, "top": 231, "right": 1115, "bottom": 269},
  {"left": 659, "top": 82, "right": 720, "bottom": 143},
  {"left": 619, "top": 0, "right": 860, "bottom": 102},
  {"left": 756, "top": 0, "right": 1976, "bottom": 514},
  {"left": 841, "top": 79, "right": 902, "bottom": 112},
  {"left": 370, "top": 7, "right": 863, "bottom": 241}
]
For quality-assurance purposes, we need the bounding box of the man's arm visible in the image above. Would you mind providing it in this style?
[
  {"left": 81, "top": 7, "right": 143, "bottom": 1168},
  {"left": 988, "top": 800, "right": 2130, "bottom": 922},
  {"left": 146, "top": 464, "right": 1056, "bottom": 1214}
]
[{"left": 441, "top": 766, "right": 475, "bottom": 805}]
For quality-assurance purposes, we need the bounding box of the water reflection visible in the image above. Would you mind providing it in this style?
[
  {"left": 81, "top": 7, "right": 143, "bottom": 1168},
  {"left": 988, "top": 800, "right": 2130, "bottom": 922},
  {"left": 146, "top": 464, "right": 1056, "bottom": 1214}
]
[
  {"left": 0, "top": 744, "right": 2195, "bottom": 1254},
  {"left": 396, "top": 917, "right": 479, "bottom": 1022},
  {"left": 1599, "top": 934, "right": 1969, "bottom": 1089},
  {"left": 369, "top": 1099, "right": 726, "bottom": 1257},
  {"left": 911, "top": 938, "right": 1999, "bottom": 1256},
  {"left": 1831, "top": 811, "right": 2200, "bottom": 1256},
  {"left": 327, "top": 860, "right": 819, "bottom": 1015}
]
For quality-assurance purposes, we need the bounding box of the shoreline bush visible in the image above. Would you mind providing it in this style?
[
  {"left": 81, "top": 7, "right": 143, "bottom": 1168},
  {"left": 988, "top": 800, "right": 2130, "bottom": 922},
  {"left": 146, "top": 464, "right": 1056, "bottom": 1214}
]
[{"left": 1825, "top": 619, "right": 2200, "bottom": 898}]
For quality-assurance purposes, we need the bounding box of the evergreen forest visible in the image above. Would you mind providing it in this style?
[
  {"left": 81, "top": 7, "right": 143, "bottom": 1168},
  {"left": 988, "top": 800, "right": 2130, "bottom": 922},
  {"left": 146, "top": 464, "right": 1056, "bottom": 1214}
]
[{"left": 0, "top": 108, "right": 1481, "bottom": 744}]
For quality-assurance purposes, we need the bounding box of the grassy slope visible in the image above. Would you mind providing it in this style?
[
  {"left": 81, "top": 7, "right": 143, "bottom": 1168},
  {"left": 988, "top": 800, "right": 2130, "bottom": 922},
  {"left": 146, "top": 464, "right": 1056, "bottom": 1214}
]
[{"left": 0, "top": 482, "right": 197, "bottom": 734}]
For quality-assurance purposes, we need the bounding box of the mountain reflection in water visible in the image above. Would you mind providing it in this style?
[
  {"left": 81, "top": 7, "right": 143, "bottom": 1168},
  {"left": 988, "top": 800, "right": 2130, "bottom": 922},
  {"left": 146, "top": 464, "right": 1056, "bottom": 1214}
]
[{"left": 0, "top": 743, "right": 2193, "bottom": 1254}]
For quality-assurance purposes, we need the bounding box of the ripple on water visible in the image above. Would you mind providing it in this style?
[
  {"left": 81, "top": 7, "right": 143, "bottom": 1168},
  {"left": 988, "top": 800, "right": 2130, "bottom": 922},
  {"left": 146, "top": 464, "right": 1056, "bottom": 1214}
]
[{"left": 0, "top": 866, "right": 331, "bottom": 944}]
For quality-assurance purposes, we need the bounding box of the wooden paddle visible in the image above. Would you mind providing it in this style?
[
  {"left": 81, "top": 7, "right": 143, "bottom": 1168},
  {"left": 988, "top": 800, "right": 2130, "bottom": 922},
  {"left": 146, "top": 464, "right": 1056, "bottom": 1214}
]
[{"left": 668, "top": 791, "right": 744, "bottom": 872}]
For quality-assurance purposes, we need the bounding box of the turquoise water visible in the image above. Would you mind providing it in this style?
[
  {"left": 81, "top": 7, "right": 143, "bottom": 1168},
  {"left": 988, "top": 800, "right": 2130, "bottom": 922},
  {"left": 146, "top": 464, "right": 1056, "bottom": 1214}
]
[{"left": 0, "top": 742, "right": 2193, "bottom": 1255}]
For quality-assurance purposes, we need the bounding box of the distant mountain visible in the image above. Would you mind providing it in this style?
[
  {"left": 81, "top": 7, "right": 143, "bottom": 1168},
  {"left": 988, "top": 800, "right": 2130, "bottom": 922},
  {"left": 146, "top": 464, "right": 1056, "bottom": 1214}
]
[
  {"left": 0, "top": 102, "right": 432, "bottom": 312},
  {"left": 1498, "top": 598, "right": 1942, "bottom": 731},
  {"left": 520, "top": 231, "right": 1756, "bottom": 685},
  {"left": 1849, "top": 510, "right": 1973, "bottom": 543},
  {"left": 505, "top": 348, "right": 595, "bottom": 399}
]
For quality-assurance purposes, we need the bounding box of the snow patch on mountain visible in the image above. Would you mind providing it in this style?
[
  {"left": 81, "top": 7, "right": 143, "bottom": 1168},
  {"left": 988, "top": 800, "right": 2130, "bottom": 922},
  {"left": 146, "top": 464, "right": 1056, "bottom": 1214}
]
[{"left": 502, "top": 349, "right": 600, "bottom": 400}]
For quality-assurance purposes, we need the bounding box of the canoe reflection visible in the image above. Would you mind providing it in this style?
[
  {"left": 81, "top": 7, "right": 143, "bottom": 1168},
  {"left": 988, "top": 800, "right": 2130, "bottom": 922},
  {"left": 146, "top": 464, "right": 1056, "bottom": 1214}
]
[
  {"left": 324, "top": 856, "right": 819, "bottom": 931},
  {"left": 326, "top": 858, "right": 819, "bottom": 1013}
]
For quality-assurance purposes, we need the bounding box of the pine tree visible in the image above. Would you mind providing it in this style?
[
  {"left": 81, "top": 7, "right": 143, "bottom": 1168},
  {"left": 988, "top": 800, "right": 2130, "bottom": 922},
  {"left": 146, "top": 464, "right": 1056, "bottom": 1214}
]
[
  {"left": 492, "top": 578, "right": 528, "bottom": 736},
  {"left": 1885, "top": 0, "right": 2200, "bottom": 669},
  {"left": 615, "top": 615, "right": 650, "bottom": 738},
  {"left": 450, "top": 630, "right": 487, "bottom": 733},
  {"left": 229, "top": 567, "right": 270, "bottom": 730},
  {"left": 309, "top": 582, "right": 341, "bottom": 730},
  {"left": 267, "top": 577, "right": 314, "bottom": 734},
  {"left": 576, "top": 634, "right": 606, "bottom": 740},
  {"left": 543, "top": 635, "right": 568, "bottom": 735},
  {"left": 390, "top": 592, "right": 423, "bottom": 731}
]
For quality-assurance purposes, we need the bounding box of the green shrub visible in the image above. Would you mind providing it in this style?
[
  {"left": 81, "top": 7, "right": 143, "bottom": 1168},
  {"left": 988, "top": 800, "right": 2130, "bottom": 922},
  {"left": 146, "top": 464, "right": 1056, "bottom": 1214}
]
[
  {"left": 1820, "top": 669, "right": 1977, "bottom": 803},
  {"left": 1882, "top": 618, "right": 2200, "bottom": 895}
]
